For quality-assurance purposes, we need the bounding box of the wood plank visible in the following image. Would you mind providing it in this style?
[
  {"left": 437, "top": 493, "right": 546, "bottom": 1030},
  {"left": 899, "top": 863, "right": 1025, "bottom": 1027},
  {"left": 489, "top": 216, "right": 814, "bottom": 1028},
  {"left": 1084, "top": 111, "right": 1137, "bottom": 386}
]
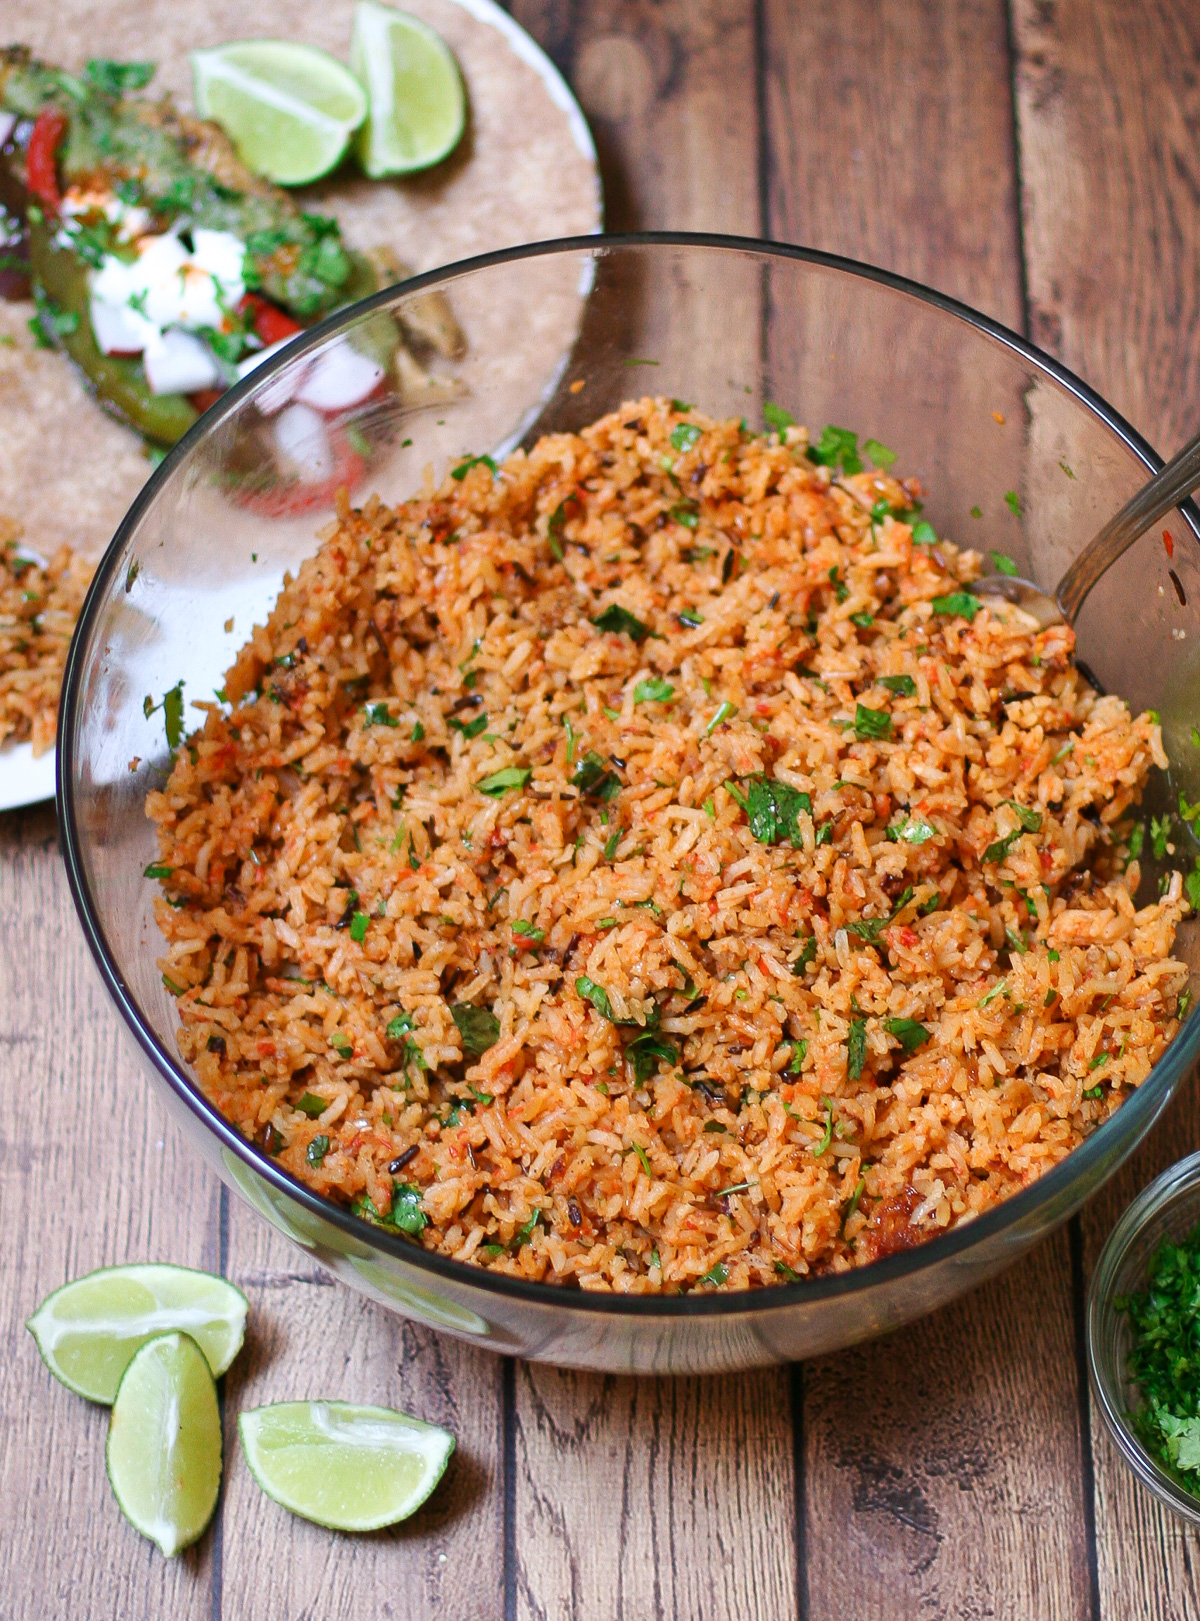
[
  {"left": 512, "top": 1363, "right": 796, "bottom": 1621},
  {"left": 0, "top": 805, "right": 220, "bottom": 1616},
  {"left": 1014, "top": 3, "right": 1200, "bottom": 1614},
  {"left": 504, "top": 8, "right": 799, "bottom": 1621},
  {"left": 763, "top": 6, "right": 1094, "bottom": 1617},
  {"left": 217, "top": 1199, "right": 506, "bottom": 1621}
]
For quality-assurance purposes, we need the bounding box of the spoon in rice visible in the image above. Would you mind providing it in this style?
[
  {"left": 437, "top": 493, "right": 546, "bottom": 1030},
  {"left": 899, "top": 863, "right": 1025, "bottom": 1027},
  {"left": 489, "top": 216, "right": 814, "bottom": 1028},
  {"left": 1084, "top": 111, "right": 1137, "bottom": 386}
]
[{"left": 973, "top": 424, "right": 1200, "bottom": 627}]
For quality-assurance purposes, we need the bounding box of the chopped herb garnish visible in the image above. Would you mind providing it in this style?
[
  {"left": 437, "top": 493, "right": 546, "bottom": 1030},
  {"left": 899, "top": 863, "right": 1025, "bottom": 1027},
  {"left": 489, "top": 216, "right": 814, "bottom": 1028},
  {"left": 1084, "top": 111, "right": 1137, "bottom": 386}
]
[
  {"left": 305, "top": 1134, "right": 330, "bottom": 1168},
  {"left": 1083, "top": 1084, "right": 1104, "bottom": 1100},
  {"left": 452, "top": 1003, "right": 501, "bottom": 1056},
  {"left": 983, "top": 830, "right": 1021, "bottom": 864},
  {"left": 412, "top": 720, "right": 425, "bottom": 742},
  {"left": 843, "top": 1176, "right": 866, "bottom": 1225},
  {"left": 512, "top": 919, "right": 545, "bottom": 943},
  {"left": 991, "top": 550, "right": 1019, "bottom": 575},
  {"left": 593, "top": 604, "right": 654, "bottom": 642},
  {"left": 854, "top": 703, "right": 892, "bottom": 742},
  {"left": 878, "top": 674, "right": 916, "bottom": 697},
  {"left": 850, "top": 611, "right": 875, "bottom": 629},
  {"left": 864, "top": 438, "right": 897, "bottom": 470},
  {"left": 451, "top": 453, "right": 498, "bottom": 481},
  {"left": 884, "top": 1017, "right": 931, "bottom": 1053},
  {"left": 476, "top": 766, "right": 531, "bottom": 796},
  {"left": 895, "top": 813, "right": 937, "bottom": 845},
  {"left": 144, "top": 680, "right": 186, "bottom": 751},
  {"left": 763, "top": 401, "right": 795, "bottom": 435},
  {"left": 793, "top": 937, "right": 817, "bottom": 975},
  {"left": 143, "top": 863, "right": 172, "bottom": 879},
  {"left": 706, "top": 701, "right": 738, "bottom": 734},
  {"left": 634, "top": 677, "right": 675, "bottom": 705},
  {"left": 932, "top": 591, "right": 981, "bottom": 621},
  {"left": 1004, "top": 490, "right": 1023, "bottom": 516},
  {"left": 572, "top": 750, "right": 621, "bottom": 800},
  {"left": 978, "top": 979, "right": 1008, "bottom": 1008},
  {"left": 389, "top": 1183, "right": 429, "bottom": 1235},
  {"left": 813, "top": 1102, "right": 834, "bottom": 1156},
  {"left": 1002, "top": 799, "right": 1043, "bottom": 833},
  {"left": 670, "top": 423, "right": 702, "bottom": 452},
  {"left": 700, "top": 1262, "right": 729, "bottom": 1287},
  {"left": 449, "top": 712, "right": 488, "bottom": 740},
  {"left": 787, "top": 1038, "right": 808, "bottom": 1073},
  {"left": 576, "top": 976, "right": 614, "bottom": 1020},
  {"left": 808, "top": 424, "right": 862, "bottom": 474},
  {"left": 364, "top": 702, "right": 399, "bottom": 727},
  {"left": 911, "top": 520, "right": 937, "bottom": 545},
  {"left": 296, "top": 1093, "right": 327, "bottom": 1119},
  {"left": 678, "top": 608, "right": 705, "bottom": 628},
  {"left": 847, "top": 1017, "right": 867, "bottom": 1080},
  {"left": 743, "top": 775, "right": 812, "bottom": 847},
  {"left": 625, "top": 1030, "right": 679, "bottom": 1083}
]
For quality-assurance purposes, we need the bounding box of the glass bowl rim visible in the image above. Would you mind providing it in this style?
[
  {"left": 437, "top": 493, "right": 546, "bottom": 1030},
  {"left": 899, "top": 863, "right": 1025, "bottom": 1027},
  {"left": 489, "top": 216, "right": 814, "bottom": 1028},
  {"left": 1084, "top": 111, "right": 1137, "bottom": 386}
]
[
  {"left": 56, "top": 228, "right": 1200, "bottom": 1320},
  {"left": 1086, "top": 1150, "right": 1200, "bottom": 1524}
]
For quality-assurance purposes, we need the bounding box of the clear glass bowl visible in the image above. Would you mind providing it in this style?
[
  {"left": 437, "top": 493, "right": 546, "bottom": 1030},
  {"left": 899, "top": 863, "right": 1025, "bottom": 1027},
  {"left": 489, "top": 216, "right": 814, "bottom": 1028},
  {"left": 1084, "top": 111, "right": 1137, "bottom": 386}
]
[
  {"left": 1088, "top": 1152, "right": 1200, "bottom": 1527},
  {"left": 57, "top": 234, "right": 1200, "bottom": 1374}
]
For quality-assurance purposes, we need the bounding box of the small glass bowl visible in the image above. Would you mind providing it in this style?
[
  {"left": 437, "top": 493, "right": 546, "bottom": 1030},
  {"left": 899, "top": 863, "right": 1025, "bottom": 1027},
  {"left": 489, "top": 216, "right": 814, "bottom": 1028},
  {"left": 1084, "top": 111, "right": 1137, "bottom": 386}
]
[{"left": 1088, "top": 1152, "right": 1200, "bottom": 1527}]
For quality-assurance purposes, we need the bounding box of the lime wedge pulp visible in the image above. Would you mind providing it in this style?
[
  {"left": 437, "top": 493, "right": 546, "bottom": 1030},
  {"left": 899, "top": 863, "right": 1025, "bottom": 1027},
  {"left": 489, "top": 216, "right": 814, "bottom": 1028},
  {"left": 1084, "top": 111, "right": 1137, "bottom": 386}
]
[
  {"left": 350, "top": 1, "right": 465, "bottom": 177},
  {"left": 107, "top": 1332, "right": 223, "bottom": 1557},
  {"left": 239, "top": 1400, "right": 455, "bottom": 1530},
  {"left": 191, "top": 40, "right": 368, "bottom": 185},
  {"left": 27, "top": 1262, "right": 248, "bottom": 1403}
]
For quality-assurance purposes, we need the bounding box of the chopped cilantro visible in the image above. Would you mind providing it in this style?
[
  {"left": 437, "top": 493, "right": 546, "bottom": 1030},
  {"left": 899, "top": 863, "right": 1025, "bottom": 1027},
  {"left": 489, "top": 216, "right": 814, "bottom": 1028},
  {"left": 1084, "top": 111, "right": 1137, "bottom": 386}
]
[
  {"left": 512, "top": 919, "right": 545, "bottom": 943},
  {"left": 706, "top": 701, "right": 738, "bottom": 734},
  {"left": 593, "top": 604, "right": 653, "bottom": 642},
  {"left": 634, "top": 677, "right": 675, "bottom": 705},
  {"left": 305, "top": 1134, "right": 330, "bottom": 1167},
  {"left": 700, "top": 1262, "right": 729, "bottom": 1287},
  {"left": 476, "top": 767, "right": 531, "bottom": 796},
  {"left": 678, "top": 608, "right": 705, "bottom": 628},
  {"left": 670, "top": 423, "right": 702, "bottom": 452},
  {"left": 991, "top": 551, "right": 1019, "bottom": 575},
  {"left": 576, "top": 976, "right": 614, "bottom": 1020},
  {"left": 1004, "top": 490, "right": 1023, "bottom": 516},
  {"left": 449, "top": 712, "right": 488, "bottom": 739},
  {"left": 884, "top": 1017, "right": 931, "bottom": 1053},
  {"left": 878, "top": 674, "right": 916, "bottom": 697},
  {"left": 296, "top": 1093, "right": 327, "bottom": 1119},
  {"left": 911, "top": 520, "right": 937, "bottom": 545},
  {"left": 389, "top": 1183, "right": 428, "bottom": 1235},
  {"left": 452, "top": 1003, "right": 501, "bottom": 1056},
  {"left": 349, "top": 911, "right": 369, "bottom": 943},
  {"left": 143, "top": 863, "right": 172, "bottom": 879},
  {"left": 895, "top": 813, "right": 937, "bottom": 845},
  {"left": 763, "top": 401, "right": 795, "bottom": 434},
  {"left": 742, "top": 776, "right": 812, "bottom": 846},
  {"left": 451, "top": 453, "right": 498, "bottom": 481},
  {"left": 855, "top": 703, "right": 892, "bottom": 742},
  {"left": 412, "top": 720, "right": 425, "bottom": 742},
  {"left": 572, "top": 750, "right": 621, "bottom": 801},
  {"left": 808, "top": 424, "right": 862, "bottom": 474},
  {"left": 793, "top": 937, "right": 817, "bottom": 975},
  {"left": 625, "top": 1030, "right": 679, "bottom": 1083},
  {"left": 847, "top": 1017, "right": 867, "bottom": 1080},
  {"left": 932, "top": 591, "right": 981, "bottom": 621},
  {"left": 864, "top": 438, "right": 897, "bottom": 470}
]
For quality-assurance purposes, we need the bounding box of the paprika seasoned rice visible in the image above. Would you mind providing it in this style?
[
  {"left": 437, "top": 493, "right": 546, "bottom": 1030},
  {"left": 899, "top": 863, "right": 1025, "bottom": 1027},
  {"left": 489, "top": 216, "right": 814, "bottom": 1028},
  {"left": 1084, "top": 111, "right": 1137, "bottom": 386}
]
[{"left": 146, "top": 398, "right": 1191, "bottom": 1293}]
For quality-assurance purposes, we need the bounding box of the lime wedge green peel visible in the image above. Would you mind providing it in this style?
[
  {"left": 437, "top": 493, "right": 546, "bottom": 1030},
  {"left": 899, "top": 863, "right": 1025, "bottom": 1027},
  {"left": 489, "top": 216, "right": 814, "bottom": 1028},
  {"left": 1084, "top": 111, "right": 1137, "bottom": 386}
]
[
  {"left": 239, "top": 1400, "right": 455, "bottom": 1530},
  {"left": 192, "top": 40, "right": 367, "bottom": 185},
  {"left": 351, "top": 1, "right": 465, "bottom": 177},
  {"left": 107, "top": 1332, "right": 223, "bottom": 1557},
  {"left": 27, "top": 1262, "right": 248, "bottom": 1403}
]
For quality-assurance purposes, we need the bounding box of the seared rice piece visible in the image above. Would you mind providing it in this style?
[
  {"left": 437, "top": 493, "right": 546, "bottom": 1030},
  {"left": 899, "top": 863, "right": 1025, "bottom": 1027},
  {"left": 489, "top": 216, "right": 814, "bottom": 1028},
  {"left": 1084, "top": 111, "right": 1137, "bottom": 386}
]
[
  {"left": 146, "top": 399, "right": 1189, "bottom": 1293},
  {"left": 0, "top": 519, "right": 94, "bottom": 756}
]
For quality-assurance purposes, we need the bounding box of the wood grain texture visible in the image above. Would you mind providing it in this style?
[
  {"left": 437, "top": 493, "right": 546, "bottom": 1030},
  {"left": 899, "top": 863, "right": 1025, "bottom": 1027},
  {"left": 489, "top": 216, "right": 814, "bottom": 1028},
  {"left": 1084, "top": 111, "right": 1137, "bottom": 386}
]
[
  {"left": 1014, "top": 2, "right": 1200, "bottom": 1614},
  {"left": 799, "top": 1233, "right": 1091, "bottom": 1621},
  {"left": 217, "top": 1200, "right": 505, "bottom": 1621},
  {"left": 505, "top": 9, "right": 800, "bottom": 1621},
  {"left": 1014, "top": 0, "right": 1200, "bottom": 458},
  {"left": 513, "top": 1364, "right": 796, "bottom": 1621},
  {"left": 763, "top": 0, "right": 1024, "bottom": 329},
  {"left": 764, "top": 6, "right": 1093, "bottom": 1618},
  {"left": 0, "top": 806, "right": 221, "bottom": 1617}
]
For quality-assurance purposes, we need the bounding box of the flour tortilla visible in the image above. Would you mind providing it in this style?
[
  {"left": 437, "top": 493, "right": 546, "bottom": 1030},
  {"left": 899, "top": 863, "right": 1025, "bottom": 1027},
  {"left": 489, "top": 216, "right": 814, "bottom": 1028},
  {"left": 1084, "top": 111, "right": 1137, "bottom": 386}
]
[{"left": 0, "top": 0, "right": 600, "bottom": 559}]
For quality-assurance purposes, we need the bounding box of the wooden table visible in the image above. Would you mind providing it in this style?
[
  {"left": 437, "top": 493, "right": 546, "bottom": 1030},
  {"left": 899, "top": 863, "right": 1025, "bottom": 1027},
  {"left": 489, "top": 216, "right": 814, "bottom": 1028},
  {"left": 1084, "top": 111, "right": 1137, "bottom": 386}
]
[{"left": 4, "top": 3, "right": 1200, "bottom": 1615}]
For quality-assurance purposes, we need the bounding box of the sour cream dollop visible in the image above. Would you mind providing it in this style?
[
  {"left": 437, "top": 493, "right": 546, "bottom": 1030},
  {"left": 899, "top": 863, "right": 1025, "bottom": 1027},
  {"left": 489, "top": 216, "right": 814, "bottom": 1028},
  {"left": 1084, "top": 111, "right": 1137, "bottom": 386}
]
[{"left": 88, "top": 227, "right": 247, "bottom": 392}]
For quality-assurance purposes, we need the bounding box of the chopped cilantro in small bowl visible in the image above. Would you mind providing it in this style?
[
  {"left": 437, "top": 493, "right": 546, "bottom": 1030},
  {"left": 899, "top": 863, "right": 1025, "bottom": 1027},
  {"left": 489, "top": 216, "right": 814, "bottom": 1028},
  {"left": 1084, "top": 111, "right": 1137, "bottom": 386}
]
[{"left": 1088, "top": 1151, "right": 1200, "bottom": 1526}]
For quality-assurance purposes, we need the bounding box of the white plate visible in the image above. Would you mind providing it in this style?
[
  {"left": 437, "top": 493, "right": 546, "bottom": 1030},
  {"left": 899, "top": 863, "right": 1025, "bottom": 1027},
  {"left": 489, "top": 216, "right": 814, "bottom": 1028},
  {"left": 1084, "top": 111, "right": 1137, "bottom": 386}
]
[
  {"left": 0, "top": 0, "right": 601, "bottom": 813},
  {"left": 0, "top": 743, "right": 56, "bottom": 814}
]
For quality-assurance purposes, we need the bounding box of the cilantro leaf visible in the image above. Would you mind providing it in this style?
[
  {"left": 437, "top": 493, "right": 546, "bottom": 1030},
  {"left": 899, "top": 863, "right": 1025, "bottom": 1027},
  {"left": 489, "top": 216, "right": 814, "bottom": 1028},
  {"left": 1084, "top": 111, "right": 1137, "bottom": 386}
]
[
  {"left": 855, "top": 703, "right": 892, "bottom": 742},
  {"left": 743, "top": 776, "right": 812, "bottom": 847},
  {"left": 475, "top": 767, "right": 531, "bottom": 796},
  {"left": 364, "top": 702, "right": 399, "bottom": 727},
  {"left": 451, "top": 454, "right": 498, "bottom": 481},
  {"left": 847, "top": 1017, "right": 867, "bottom": 1080},
  {"left": 991, "top": 550, "right": 1019, "bottom": 575},
  {"left": 864, "top": 438, "right": 897, "bottom": 470},
  {"left": 625, "top": 1029, "right": 679, "bottom": 1083},
  {"left": 84, "top": 58, "right": 156, "bottom": 94},
  {"left": 763, "top": 401, "right": 794, "bottom": 434},
  {"left": 932, "top": 591, "right": 981, "bottom": 621},
  {"left": 593, "top": 604, "right": 653, "bottom": 642},
  {"left": 576, "top": 976, "right": 613, "bottom": 1020},
  {"left": 452, "top": 1003, "right": 501, "bottom": 1056},
  {"left": 884, "top": 1017, "right": 931, "bottom": 1053},
  {"left": 808, "top": 424, "right": 862, "bottom": 474},
  {"left": 389, "top": 1182, "right": 428, "bottom": 1235},
  {"left": 670, "top": 423, "right": 702, "bottom": 452},
  {"left": 572, "top": 750, "right": 622, "bottom": 801},
  {"left": 634, "top": 677, "right": 675, "bottom": 705},
  {"left": 878, "top": 674, "right": 915, "bottom": 696}
]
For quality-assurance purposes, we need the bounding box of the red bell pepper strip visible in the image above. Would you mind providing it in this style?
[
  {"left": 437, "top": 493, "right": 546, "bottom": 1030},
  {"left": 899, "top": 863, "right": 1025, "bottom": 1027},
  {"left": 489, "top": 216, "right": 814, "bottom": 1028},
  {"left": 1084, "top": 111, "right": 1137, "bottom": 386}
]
[
  {"left": 26, "top": 107, "right": 67, "bottom": 212},
  {"left": 240, "top": 293, "right": 303, "bottom": 349}
]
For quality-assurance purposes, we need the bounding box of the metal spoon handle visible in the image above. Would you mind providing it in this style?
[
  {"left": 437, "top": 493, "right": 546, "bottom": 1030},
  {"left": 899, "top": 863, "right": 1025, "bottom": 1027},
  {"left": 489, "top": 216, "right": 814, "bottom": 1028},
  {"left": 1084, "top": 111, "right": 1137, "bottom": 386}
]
[{"left": 1056, "top": 425, "right": 1200, "bottom": 621}]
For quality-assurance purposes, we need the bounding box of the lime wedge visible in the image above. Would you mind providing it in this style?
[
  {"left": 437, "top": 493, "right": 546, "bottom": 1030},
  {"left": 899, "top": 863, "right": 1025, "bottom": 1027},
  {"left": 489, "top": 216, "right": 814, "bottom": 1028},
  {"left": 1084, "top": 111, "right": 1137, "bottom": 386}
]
[
  {"left": 107, "top": 1332, "right": 222, "bottom": 1557},
  {"left": 350, "top": 2, "right": 465, "bottom": 177},
  {"left": 191, "top": 40, "right": 367, "bottom": 185},
  {"left": 239, "top": 1400, "right": 455, "bottom": 1530},
  {"left": 27, "top": 1262, "right": 248, "bottom": 1403}
]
